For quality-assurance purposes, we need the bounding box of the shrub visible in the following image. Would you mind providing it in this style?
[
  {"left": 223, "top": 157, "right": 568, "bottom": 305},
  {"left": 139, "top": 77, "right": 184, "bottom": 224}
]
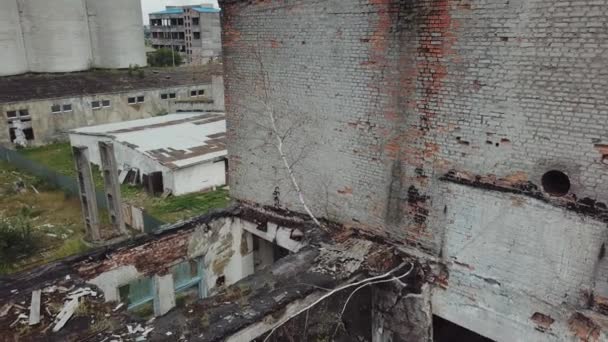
[
  {"left": 0, "top": 213, "right": 39, "bottom": 264},
  {"left": 147, "top": 48, "right": 183, "bottom": 67}
]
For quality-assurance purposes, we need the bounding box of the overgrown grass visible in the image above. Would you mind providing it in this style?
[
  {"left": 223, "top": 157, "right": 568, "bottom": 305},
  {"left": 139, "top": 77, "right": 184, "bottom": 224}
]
[
  {"left": 147, "top": 188, "right": 230, "bottom": 223},
  {"left": 0, "top": 161, "right": 89, "bottom": 274},
  {"left": 21, "top": 142, "right": 75, "bottom": 177}
]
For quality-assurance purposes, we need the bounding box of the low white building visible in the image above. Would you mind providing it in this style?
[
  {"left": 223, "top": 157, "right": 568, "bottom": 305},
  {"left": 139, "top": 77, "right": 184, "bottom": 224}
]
[{"left": 69, "top": 112, "right": 227, "bottom": 196}]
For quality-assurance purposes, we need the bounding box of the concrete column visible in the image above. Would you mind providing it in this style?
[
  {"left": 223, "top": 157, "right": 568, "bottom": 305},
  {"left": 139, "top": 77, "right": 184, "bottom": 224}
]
[
  {"left": 98, "top": 141, "right": 127, "bottom": 235},
  {"left": 372, "top": 283, "right": 432, "bottom": 342},
  {"left": 153, "top": 274, "right": 176, "bottom": 317},
  {"left": 211, "top": 75, "right": 225, "bottom": 111},
  {"left": 72, "top": 146, "right": 101, "bottom": 242}
]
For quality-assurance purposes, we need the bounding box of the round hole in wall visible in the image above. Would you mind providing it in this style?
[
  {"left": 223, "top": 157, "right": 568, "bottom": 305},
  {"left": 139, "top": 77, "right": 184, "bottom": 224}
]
[{"left": 541, "top": 170, "right": 570, "bottom": 197}]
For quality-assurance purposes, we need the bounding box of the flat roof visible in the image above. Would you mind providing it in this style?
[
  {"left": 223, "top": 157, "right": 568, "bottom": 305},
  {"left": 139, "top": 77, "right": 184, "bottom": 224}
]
[
  {"left": 71, "top": 112, "right": 227, "bottom": 169},
  {"left": 150, "top": 6, "right": 220, "bottom": 15},
  {"left": 0, "top": 64, "right": 222, "bottom": 104}
]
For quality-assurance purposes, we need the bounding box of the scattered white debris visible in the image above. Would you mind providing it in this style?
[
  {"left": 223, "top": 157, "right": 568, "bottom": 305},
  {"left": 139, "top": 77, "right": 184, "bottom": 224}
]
[
  {"left": 65, "top": 275, "right": 71, "bottom": 281},
  {"left": 0, "top": 303, "right": 13, "bottom": 317},
  {"left": 46, "top": 233, "right": 58, "bottom": 238},
  {"left": 52, "top": 297, "right": 79, "bottom": 332},
  {"left": 29, "top": 290, "right": 41, "bottom": 325},
  {"left": 52, "top": 287, "right": 95, "bottom": 332},
  {"left": 43, "top": 286, "right": 58, "bottom": 294},
  {"left": 166, "top": 331, "right": 173, "bottom": 336},
  {"left": 113, "top": 303, "right": 124, "bottom": 312},
  {"left": 142, "top": 327, "right": 154, "bottom": 337},
  {"left": 10, "top": 289, "right": 18, "bottom": 294},
  {"left": 10, "top": 313, "right": 28, "bottom": 328}
]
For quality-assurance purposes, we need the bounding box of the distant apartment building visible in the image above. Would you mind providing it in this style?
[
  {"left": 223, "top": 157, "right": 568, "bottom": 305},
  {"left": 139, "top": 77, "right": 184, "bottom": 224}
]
[
  {"left": 0, "top": 66, "right": 224, "bottom": 147},
  {"left": 149, "top": 4, "right": 221, "bottom": 65}
]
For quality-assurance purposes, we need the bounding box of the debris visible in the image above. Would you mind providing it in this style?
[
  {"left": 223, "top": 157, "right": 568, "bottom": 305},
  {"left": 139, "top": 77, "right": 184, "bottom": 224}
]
[
  {"left": 142, "top": 327, "right": 154, "bottom": 336},
  {"left": 29, "top": 290, "right": 41, "bottom": 325},
  {"left": 166, "top": 331, "right": 173, "bottom": 336},
  {"left": 52, "top": 297, "right": 79, "bottom": 332},
  {"left": 0, "top": 303, "right": 13, "bottom": 317},
  {"left": 113, "top": 303, "right": 124, "bottom": 312},
  {"left": 10, "top": 313, "right": 28, "bottom": 328},
  {"left": 31, "top": 185, "right": 39, "bottom": 194},
  {"left": 46, "top": 233, "right": 58, "bottom": 238},
  {"left": 65, "top": 275, "right": 71, "bottom": 281},
  {"left": 43, "top": 285, "right": 58, "bottom": 294},
  {"left": 10, "top": 289, "right": 18, "bottom": 294}
]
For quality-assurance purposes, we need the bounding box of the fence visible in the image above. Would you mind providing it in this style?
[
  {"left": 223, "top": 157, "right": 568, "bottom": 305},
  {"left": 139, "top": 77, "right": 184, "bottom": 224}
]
[{"left": 0, "top": 146, "right": 164, "bottom": 233}]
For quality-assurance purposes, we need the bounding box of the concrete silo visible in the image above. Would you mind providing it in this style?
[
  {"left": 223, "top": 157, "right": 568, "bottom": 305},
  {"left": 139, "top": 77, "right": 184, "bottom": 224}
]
[
  {"left": 86, "top": 0, "right": 147, "bottom": 69},
  {"left": 19, "top": 0, "right": 93, "bottom": 73},
  {"left": 0, "top": 0, "right": 27, "bottom": 76}
]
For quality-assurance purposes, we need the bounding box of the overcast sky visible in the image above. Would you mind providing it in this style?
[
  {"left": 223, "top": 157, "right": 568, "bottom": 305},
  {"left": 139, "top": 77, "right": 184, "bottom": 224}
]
[{"left": 141, "top": 0, "right": 219, "bottom": 24}]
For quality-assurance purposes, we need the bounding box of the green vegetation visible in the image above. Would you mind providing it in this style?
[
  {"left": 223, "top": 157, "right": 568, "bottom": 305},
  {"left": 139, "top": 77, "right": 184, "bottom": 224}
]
[
  {"left": 20, "top": 143, "right": 231, "bottom": 224},
  {"left": 147, "top": 187, "right": 230, "bottom": 223},
  {"left": 0, "top": 161, "right": 88, "bottom": 274},
  {"left": 147, "top": 48, "right": 183, "bottom": 67},
  {"left": 21, "top": 142, "right": 74, "bottom": 176}
]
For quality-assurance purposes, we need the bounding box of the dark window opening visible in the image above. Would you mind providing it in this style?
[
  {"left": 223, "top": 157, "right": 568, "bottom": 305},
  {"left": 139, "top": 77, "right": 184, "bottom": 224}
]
[
  {"left": 178, "top": 18, "right": 184, "bottom": 25},
  {"left": 541, "top": 170, "right": 570, "bottom": 197},
  {"left": 102, "top": 100, "right": 111, "bottom": 107},
  {"left": 92, "top": 101, "right": 101, "bottom": 109},
  {"left": 128, "top": 97, "right": 136, "bottom": 104},
  {"left": 192, "top": 18, "right": 199, "bottom": 25},
  {"left": 19, "top": 109, "right": 29, "bottom": 117},
  {"left": 23, "top": 128, "right": 34, "bottom": 141},
  {"left": 51, "top": 105, "right": 61, "bottom": 113},
  {"left": 161, "top": 93, "right": 168, "bottom": 100},
  {"left": 137, "top": 96, "right": 145, "bottom": 103},
  {"left": 62, "top": 104, "right": 72, "bottom": 112},
  {"left": 170, "top": 18, "right": 177, "bottom": 26},
  {"left": 433, "top": 316, "right": 494, "bottom": 342},
  {"left": 193, "top": 32, "right": 201, "bottom": 39},
  {"left": 8, "top": 128, "right": 15, "bottom": 141},
  {"left": 197, "top": 89, "right": 205, "bottom": 96},
  {"left": 6, "top": 111, "right": 17, "bottom": 118},
  {"left": 190, "top": 90, "right": 197, "bottom": 97},
  {"left": 179, "top": 32, "right": 185, "bottom": 39},
  {"left": 169, "top": 93, "right": 176, "bottom": 99}
]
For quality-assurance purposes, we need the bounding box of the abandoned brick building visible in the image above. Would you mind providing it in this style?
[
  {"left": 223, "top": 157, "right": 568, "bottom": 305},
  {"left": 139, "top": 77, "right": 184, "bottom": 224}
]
[
  {"left": 2, "top": 0, "right": 608, "bottom": 341},
  {"left": 220, "top": 0, "right": 608, "bottom": 340}
]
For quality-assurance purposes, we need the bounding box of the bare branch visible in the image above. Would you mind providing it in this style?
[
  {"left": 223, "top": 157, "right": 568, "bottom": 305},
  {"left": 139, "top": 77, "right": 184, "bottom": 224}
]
[
  {"left": 262, "top": 262, "right": 412, "bottom": 342},
  {"left": 253, "top": 48, "right": 323, "bottom": 228}
]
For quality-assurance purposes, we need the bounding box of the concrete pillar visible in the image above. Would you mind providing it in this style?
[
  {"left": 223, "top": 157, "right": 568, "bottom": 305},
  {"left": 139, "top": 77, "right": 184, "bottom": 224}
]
[
  {"left": 372, "top": 283, "right": 432, "bottom": 342},
  {"left": 98, "top": 141, "right": 127, "bottom": 235},
  {"left": 153, "top": 274, "right": 176, "bottom": 317},
  {"left": 72, "top": 146, "right": 101, "bottom": 242},
  {"left": 211, "top": 75, "right": 225, "bottom": 111}
]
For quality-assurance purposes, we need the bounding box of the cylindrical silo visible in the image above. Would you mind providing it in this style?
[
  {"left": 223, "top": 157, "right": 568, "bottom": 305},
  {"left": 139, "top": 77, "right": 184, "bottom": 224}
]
[
  {"left": 0, "top": 0, "right": 27, "bottom": 76},
  {"left": 86, "top": 0, "right": 147, "bottom": 68},
  {"left": 19, "top": 0, "right": 92, "bottom": 73}
]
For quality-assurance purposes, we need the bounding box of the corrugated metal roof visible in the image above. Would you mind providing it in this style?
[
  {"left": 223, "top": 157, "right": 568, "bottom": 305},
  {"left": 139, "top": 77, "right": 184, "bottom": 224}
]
[{"left": 71, "top": 112, "right": 227, "bottom": 169}]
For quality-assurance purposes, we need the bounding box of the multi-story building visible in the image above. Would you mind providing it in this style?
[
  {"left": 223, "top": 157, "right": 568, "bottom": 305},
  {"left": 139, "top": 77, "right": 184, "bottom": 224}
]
[
  {"left": 0, "top": 66, "right": 224, "bottom": 147},
  {"left": 149, "top": 4, "right": 221, "bottom": 65}
]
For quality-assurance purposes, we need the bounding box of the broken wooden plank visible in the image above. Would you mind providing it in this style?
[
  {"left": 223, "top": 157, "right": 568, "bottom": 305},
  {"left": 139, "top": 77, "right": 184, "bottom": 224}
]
[
  {"left": 29, "top": 290, "right": 41, "bottom": 325},
  {"left": 52, "top": 297, "right": 79, "bottom": 332},
  {"left": 0, "top": 303, "right": 13, "bottom": 317}
]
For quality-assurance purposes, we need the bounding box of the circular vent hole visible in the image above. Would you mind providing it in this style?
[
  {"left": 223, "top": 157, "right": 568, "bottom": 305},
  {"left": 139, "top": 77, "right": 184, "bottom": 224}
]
[{"left": 541, "top": 170, "right": 570, "bottom": 197}]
